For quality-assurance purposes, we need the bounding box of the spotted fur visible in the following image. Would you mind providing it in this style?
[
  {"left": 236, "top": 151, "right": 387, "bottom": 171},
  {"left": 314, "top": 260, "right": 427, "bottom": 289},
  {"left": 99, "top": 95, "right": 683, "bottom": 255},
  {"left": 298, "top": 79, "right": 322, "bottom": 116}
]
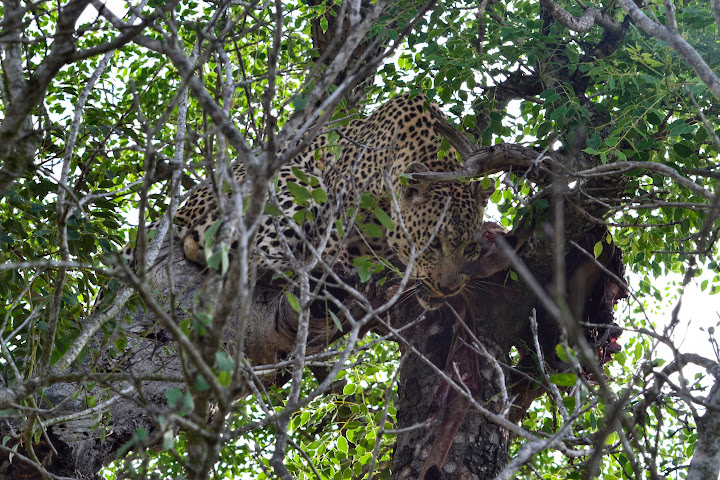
[{"left": 133, "top": 93, "right": 494, "bottom": 309}]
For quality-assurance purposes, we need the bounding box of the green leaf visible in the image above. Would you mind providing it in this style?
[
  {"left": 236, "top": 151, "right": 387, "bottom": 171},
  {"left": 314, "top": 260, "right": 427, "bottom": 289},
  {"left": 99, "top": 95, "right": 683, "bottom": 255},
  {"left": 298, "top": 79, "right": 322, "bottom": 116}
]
[
  {"left": 207, "top": 244, "right": 229, "bottom": 275},
  {"left": 343, "top": 383, "right": 356, "bottom": 395},
  {"left": 290, "top": 166, "right": 309, "bottom": 184},
  {"left": 135, "top": 427, "right": 148, "bottom": 441},
  {"left": 194, "top": 375, "right": 210, "bottom": 392},
  {"left": 673, "top": 142, "right": 695, "bottom": 158},
  {"left": 311, "top": 187, "right": 328, "bottom": 204},
  {"left": 218, "top": 371, "right": 231, "bottom": 387},
  {"left": 329, "top": 310, "right": 343, "bottom": 332},
  {"left": 537, "top": 121, "right": 552, "bottom": 138},
  {"left": 373, "top": 207, "right": 395, "bottom": 231},
  {"left": 292, "top": 94, "right": 309, "bottom": 111},
  {"left": 285, "top": 291, "right": 300, "bottom": 312},
  {"left": 334, "top": 219, "right": 345, "bottom": 238},
  {"left": 358, "top": 264, "right": 372, "bottom": 283},
  {"left": 555, "top": 344, "right": 569, "bottom": 363},
  {"left": 292, "top": 209, "right": 308, "bottom": 224},
  {"left": 337, "top": 435, "right": 348, "bottom": 454},
  {"left": 361, "top": 223, "right": 383, "bottom": 238},
  {"left": 539, "top": 88, "right": 560, "bottom": 102},
  {"left": 593, "top": 241, "right": 603, "bottom": 258},
  {"left": 196, "top": 312, "right": 212, "bottom": 327},
  {"left": 216, "top": 351, "right": 234, "bottom": 372},
  {"left": 605, "top": 136, "right": 620, "bottom": 147},
  {"left": 549, "top": 373, "right": 577, "bottom": 387},
  {"left": 62, "top": 292, "right": 78, "bottom": 306},
  {"left": 221, "top": 246, "right": 229, "bottom": 275},
  {"left": 667, "top": 120, "right": 694, "bottom": 136},
  {"left": 286, "top": 181, "right": 310, "bottom": 205},
  {"left": 646, "top": 111, "right": 662, "bottom": 125},
  {"left": 206, "top": 248, "right": 222, "bottom": 269},
  {"left": 204, "top": 220, "right": 222, "bottom": 247},
  {"left": 165, "top": 387, "right": 183, "bottom": 407},
  {"left": 264, "top": 203, "right": 282, "bottom": 216},
  {"left": 183, "top": 392, "right": 195, "bottom": 411},
  {"left": 320, "top": 16, "right": 328, "bottom": 33},
  {"left": 359, "top": 191, "right": 375, "bottom": 209},
  {"left": 605, "top": 432, "right": 619, "bottom": 445},
  {"left": 114, "top": 337, "right": 127, "bottom": 352}
]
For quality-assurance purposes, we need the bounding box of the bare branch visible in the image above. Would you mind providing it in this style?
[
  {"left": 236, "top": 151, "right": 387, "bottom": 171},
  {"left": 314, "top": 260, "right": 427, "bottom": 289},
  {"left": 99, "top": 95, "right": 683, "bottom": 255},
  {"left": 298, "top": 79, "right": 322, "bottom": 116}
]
[
  {"left": 411, "top": 143, "right": 545, "bottom": 181},
  {"left": 574, "top": 161, "right": 715, "bottom": 200},
  {"left": 540, "top": 0, "right": 624, "bottom": 34}
]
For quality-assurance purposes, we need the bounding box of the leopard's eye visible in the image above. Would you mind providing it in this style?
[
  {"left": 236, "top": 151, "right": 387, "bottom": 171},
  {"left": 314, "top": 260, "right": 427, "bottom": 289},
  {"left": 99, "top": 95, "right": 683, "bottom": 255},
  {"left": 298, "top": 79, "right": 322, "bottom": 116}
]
[
  {"left": 464, "top": 242, "right": 478, "bottom": 255},
  {"left": 429, "top": 237, "right": 441, "bottom": 250}
]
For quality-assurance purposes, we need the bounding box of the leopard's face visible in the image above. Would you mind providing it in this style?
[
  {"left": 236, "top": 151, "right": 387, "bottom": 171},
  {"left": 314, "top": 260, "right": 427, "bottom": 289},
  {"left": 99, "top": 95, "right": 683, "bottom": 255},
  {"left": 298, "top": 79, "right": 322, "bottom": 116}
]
[{"left": 387, "top": 177, "right": 494, "bottom": 310}]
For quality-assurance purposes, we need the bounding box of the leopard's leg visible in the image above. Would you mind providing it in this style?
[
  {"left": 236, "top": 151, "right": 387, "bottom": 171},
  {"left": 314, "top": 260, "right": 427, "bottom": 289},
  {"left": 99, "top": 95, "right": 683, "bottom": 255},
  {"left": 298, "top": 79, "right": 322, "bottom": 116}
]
[{"left": 183, "top": 234, "right": 206, "bottom": 265}]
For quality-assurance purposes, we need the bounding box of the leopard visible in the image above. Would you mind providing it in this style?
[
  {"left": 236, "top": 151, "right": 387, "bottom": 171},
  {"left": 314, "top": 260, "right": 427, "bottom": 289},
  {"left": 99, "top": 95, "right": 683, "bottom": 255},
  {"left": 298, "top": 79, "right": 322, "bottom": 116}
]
[{"left": 134, "top": 93, "right": 494, "bottom": 310}]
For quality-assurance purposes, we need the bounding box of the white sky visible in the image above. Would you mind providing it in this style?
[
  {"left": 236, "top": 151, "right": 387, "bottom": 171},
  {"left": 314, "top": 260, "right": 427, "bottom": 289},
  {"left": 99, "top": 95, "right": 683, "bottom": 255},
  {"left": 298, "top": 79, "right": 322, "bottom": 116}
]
[{"left": 654, "top": 272, "right": 720, "bottom": 361}]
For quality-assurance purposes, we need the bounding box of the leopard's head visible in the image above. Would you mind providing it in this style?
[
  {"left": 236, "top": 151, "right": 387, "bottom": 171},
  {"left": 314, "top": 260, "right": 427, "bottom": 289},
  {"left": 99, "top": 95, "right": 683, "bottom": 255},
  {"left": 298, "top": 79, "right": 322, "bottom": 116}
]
[{"left": 387, "top": 162, "right": 495, "bottom": 310}]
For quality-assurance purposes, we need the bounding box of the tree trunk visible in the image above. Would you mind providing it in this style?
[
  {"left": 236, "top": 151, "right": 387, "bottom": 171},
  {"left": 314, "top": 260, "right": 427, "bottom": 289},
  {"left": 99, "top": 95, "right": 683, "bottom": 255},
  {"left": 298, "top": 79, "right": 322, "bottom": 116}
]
[
  {"left": 390, "top": 220, "right": 627, "bottom": 479},
  {"left": 687, "top": 379, "right": 720, "bottom": 480},
  {"left": 392, "top": 301, "right": 511, "bottom": 479}
]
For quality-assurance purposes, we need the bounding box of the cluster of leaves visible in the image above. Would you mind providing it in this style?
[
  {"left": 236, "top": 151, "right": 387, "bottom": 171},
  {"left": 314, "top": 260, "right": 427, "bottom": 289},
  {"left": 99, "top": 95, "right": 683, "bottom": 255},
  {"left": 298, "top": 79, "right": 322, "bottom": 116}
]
[
  {"left": 402, "top": 0, "right": 719, "bottom": 296},
  {"left": 98, "top": 337, "right": 400, "bottom": 479},
  {"left": 283, "top": 347, "right": 399, "bottom": 480},
  {"left": 510, "top": 327, "right": 702, "bottom": 479}
]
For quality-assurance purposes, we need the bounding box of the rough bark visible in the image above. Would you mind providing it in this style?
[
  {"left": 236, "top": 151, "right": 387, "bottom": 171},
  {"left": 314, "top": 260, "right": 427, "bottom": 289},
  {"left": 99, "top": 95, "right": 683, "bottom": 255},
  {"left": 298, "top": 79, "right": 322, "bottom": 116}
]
[
  {"left": 685, "top": 375, "right": 720, "bottom": 480},
  {"left": 392, "top": 299, "right": 512, "bottom": 480}
]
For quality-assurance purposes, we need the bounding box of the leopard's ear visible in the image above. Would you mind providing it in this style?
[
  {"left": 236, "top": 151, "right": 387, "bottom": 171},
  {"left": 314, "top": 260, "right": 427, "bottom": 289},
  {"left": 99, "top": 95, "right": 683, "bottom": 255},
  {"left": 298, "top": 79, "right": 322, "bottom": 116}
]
[
  {"left": 401, "top": 162, "right": 432, "bottom": 201},
  {"left": 471, "top": 179, "right": 495, "bottom": 213}
]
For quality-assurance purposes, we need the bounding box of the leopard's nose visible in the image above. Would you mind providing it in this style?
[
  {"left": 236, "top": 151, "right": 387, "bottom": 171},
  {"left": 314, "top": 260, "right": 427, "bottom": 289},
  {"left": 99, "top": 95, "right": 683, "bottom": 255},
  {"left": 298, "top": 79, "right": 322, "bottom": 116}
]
[{"left": 438, "top": 284, "right": 463, "bottom": 296}]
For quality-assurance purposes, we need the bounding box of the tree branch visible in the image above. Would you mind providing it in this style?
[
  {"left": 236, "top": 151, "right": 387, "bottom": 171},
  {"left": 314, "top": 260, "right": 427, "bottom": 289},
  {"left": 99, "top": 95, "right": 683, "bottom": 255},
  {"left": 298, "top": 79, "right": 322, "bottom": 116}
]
[
  {"left": 688, "top": 377, "right": 720, "bottom": 480},
  {"left": 411, "top": 143, "right": 546, "bottom": 181},
  {"left": 618, "top": 0, "right": 720, "bottom": 99},
  {"left": 540, "top": 0, "right": 624, "bottom": 34},
  {"left": 573, "top": 161, "right": 715, "bottom": 201},
  {"left": 0, "top": 0, "right": 92, "bottom": 197}
]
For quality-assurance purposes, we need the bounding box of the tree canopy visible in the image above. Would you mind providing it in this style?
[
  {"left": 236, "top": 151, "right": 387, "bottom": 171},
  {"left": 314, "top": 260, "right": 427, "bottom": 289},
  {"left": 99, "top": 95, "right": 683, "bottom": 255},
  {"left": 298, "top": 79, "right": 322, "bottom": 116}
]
[{"left": 0, "top": 0, "right": 719, "bottom": 479}]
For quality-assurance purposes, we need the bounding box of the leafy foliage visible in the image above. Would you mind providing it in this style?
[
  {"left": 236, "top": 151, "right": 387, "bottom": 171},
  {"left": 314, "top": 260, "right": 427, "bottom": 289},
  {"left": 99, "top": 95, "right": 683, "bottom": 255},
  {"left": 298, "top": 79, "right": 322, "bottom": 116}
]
[{"left": 1, "top": 0, "right": 719, "bottom": 478}]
